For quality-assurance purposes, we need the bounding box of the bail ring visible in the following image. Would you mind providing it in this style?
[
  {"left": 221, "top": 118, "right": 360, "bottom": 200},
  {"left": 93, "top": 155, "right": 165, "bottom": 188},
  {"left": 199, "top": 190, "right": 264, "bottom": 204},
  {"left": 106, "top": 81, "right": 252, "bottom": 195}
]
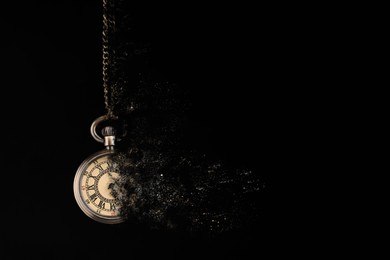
[{"left": 90, "top": 115, "right": 109, "bottom": 143}]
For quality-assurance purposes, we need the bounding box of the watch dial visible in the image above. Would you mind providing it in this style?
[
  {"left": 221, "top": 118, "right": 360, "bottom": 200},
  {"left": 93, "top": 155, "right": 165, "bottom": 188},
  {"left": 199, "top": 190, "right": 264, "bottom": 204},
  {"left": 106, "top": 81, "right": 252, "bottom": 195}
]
[
  {"left": 81, "top": 156, "right": 119, "bottom": 216},
  {"left": 75, "top": 153, "right": 122, "bottom": 220}
]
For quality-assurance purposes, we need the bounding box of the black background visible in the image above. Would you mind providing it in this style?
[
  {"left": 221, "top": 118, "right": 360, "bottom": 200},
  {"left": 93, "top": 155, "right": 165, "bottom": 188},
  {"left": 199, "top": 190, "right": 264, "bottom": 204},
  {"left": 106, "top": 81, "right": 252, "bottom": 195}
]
[{"left": 1, "top": 1, "right": 288, "bottom": 259}]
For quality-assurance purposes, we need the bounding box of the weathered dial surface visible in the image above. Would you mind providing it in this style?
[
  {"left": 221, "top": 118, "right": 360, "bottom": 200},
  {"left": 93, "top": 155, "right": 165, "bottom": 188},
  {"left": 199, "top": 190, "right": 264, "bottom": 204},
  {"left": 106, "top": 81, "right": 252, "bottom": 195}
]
[{"left": 74, "top": 150, "right": 123, "bottom": 224}]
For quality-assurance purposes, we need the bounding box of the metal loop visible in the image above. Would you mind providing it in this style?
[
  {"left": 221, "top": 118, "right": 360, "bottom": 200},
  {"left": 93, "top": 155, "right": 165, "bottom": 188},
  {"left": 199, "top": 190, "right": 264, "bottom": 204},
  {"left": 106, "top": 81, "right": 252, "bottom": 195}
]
[
  {"left": 91, "top": 115, "right": 125, "bottom": 143},
  {"left": 90, "top": 115, "right": 109, "bottom": 143}
]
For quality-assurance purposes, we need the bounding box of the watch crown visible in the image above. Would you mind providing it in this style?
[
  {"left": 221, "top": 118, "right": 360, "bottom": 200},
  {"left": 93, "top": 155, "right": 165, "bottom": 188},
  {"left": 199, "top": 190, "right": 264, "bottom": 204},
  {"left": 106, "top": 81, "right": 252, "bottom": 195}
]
[{"left": 102, "top": 126, "right": 116, "bottom": 137}]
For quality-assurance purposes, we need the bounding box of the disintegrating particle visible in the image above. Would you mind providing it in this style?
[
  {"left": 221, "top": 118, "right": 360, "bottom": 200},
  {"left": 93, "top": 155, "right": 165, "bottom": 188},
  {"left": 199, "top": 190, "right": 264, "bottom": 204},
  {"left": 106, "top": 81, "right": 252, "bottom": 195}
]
[{"left": 107, "top": 1, "right": 267, "bottom": 234}]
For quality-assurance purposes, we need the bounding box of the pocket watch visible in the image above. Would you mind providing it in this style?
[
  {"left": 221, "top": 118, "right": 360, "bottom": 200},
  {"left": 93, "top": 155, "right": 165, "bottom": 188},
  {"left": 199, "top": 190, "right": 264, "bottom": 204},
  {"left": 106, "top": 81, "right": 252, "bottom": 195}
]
[{"left": 73, "top": 115, "right": 125, "bottom": 224}]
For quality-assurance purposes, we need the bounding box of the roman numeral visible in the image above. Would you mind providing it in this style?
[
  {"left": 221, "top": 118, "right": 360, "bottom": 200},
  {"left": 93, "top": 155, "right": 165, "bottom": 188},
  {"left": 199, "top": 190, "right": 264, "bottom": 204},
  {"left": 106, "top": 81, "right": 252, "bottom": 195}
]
[
  {"left": 87, "top": 185, "right": 94, "bottom": 191},
  {"left": 110, "top": 203, "right": 116, "bottom": 211},
  {"left": 107, "top": 162, "right": 114, "bottom": 171},
  {"left": 98, "top": 201, "right": 105, "bottom": 209},
  {"left": 90, "top": 193, "right": 97, "bottom": 202},
  {"left": 109, "top": 162, "right": 118, "bottom": 171}
]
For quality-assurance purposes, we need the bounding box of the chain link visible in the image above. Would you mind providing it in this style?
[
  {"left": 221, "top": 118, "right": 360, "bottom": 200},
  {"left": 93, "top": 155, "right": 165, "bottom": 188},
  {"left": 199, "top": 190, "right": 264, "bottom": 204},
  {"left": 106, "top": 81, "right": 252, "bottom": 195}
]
[{"left": 102, "top": 0, "right": 116, "bottom": 119}]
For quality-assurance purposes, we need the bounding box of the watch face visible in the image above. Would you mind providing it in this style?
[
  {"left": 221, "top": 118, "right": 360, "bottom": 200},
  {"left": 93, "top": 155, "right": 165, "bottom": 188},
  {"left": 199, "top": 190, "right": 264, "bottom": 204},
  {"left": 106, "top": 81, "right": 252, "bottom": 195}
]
[{"left": 74, "top": 149, "right": 124, "bottom": 224}]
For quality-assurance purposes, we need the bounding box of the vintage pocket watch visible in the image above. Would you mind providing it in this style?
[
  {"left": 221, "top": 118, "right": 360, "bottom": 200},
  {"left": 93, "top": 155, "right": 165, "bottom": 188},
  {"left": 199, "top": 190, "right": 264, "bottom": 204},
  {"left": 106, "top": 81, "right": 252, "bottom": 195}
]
[{"left": 73, "top": 115, "right": 125, "bottom": 224}]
